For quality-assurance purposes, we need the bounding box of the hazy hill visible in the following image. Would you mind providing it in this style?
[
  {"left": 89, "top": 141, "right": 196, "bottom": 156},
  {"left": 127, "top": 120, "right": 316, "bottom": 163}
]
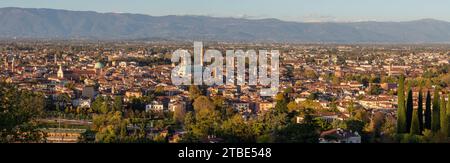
[{"left": 1, "top": 7, "right": 450, "bottom": 43}]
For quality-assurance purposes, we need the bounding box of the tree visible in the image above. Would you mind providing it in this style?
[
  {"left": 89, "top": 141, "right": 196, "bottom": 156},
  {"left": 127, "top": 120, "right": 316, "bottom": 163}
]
[
  {"left": 381, "top": 115, "right": 397, "bottom": 141},
  {"left": 405, "top": 88, "right": 413, "bottom": 132},
  {"left": 347, "top": 100, "right": 355, "bottom": 118},
  {"left": 274, "top": 93, "right": 289, "bottom": 113},
  {"left": 316, "top": 118, "right": 333, "bottom": 131},
  {"left": 211, "top": 96, "right": 225, "bottom": 109},
  {"left": 193, "top": 96, "right": 215, "bottom": 113},
  {"left": 173, "top": 105, "right": 186, "bottom": 124},
  {"left": 353, "top": 109, "right": 370, "bottom": 124},
  {"left": 446, "top": 94, "right": 450, "bottom": 137},
  {"left": 369, "top": 112, "right": 385, "bottom": 139},
  {"left": 369, "top": 84, "right": 383, "bottom": 95},
  {"left": 346, "top": 120, "right": 365, "bottom": 134},
  {"left": 188, "top": 85, "right": 202, "bottom": 101},
  {"left": 431, "top": 90, "right": 440, "bottom": 132},
  {"left": 397, "top": 75, "right": 407, "bottom": 133},
  {"left": 440, "top": 95, "right": 447, "bottom": 136},
  {"left": 287, "top": 101, "right": 298, "bottom": 112},
  {"left": 275, "top": 113, "right": 319, "bottom": 143},
  {"left": 252, "top": 109, "right": 289, "bottom": 139},
  {"left": 92, "top": 111, "right": 123, "bottom": 142},
  {"left": 56, "top": 93, "right": 71, "bottom": 111},
  {"left": 129, "top": 97, "right": 148, "bottom": 111},
  {"left": 112, "top": 96, "right": 123, "bottom": 112},
  {"left": 119, "top": 121, "right": 128, "bottom": 140},
  {"left": 0, "top": 83, "right": 46, "bottom": 143},
  {"left": 283, "top": 87, "right": 294, "bottom": 94},
  {"left": 193, "top": 109, "right": 221, "bottom": 140},
  {"left": 410, "top": 110, "right": 420, "bottom": 135},
  {"left": 220, "top": 115, "right": 255, "bottom": 142},
  {"left": 95, "top": 125, "right": 117, "bottom": 143},
  {"left": 188, "top": 96, "right": 222, "bottom": 140},
  {"left": 417, "top": 89, "right": 424, "bottom": 133},
  {"left": 181, "top": 112, "right": 200, "bottom": 142},
  {"left": 92, "top": 96, "right": 109, "bottom": 114},
  {"left": 424, "top": 90, "right": 432, "bottom": 130}
]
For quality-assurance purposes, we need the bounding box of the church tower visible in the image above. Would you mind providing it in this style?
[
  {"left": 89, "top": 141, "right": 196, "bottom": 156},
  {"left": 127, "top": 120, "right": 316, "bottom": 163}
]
[
  {"left": 11, "top": 57, "right": 15, "bottom": 72},
  {"left": 57, "top": 65, "right": 64, "bottom": 79}
]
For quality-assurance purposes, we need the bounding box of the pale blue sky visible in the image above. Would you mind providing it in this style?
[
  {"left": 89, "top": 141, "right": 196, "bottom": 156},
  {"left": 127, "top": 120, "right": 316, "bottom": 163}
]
[{"left": 0, "top": 0, "right": 449, "bottom": 22}]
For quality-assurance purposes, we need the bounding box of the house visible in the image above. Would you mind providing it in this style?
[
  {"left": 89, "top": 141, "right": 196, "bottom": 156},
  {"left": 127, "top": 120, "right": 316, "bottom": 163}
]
[
  {"left": 168, "top": 101, "right": 186, "bottom": 112},
  {"left": 73, "top": 97, "right": 91, "bottom": 108},
  {"left": 40, "top": 128, "right": 87, "bottom": 143},
  {"left": 161, "top": 85, "right": 181, "bottom": 96},
  {"left": 125, "top": 90, "right": 142, "bottom": 99},
  {"left": 296, "top": 116, "right": 304, "bottom": 124},
  {"left": 348, "top": 81, "right": 364, "bottom": 88},
  {"left": 319, "top": 128, "right": 361, "bottom": 143},
  {"left": 233, "top": 102, "right": 250, "bottom": 112},
  {"left": 381, "top": 83, "right": 397, "bottom": 91},
  {"left": 316, "top": 114, "right": 342, "bottom": 123},
  {"left": 145, "top": 101, "right": 165, "bottom": 112},
  {"left": 295, "top": 97, "right": 307, "bottom": 103},
  {"left": 256, "top": 101, "right": 274, "bottom": 112},
  {"left": 81, "top": 86, "right": 96, "bottom": 99}
]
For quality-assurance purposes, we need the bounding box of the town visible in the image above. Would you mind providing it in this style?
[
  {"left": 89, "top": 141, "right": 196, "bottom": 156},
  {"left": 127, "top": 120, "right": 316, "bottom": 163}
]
[
  {"left": 0, "top": 40, "right": 449, "bottom": 143},
  {"left": 171, "top": 42, "right": 279, "bottom": 95}
]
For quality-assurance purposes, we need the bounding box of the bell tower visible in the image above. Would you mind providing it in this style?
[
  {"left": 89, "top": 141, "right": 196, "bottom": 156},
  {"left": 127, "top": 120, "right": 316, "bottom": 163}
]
[{"left": 57, "top": 65, "right": 64, "bottom": 79}]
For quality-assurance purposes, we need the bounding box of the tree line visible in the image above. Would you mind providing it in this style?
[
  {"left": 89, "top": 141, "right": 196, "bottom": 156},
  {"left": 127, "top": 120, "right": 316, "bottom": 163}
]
[{"left": 397, "top": 75, "right": 450, "bottom": 142}]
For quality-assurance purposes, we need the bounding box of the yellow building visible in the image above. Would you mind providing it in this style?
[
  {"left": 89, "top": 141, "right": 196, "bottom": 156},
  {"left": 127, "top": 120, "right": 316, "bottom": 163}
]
[
  {"left": 40, "top": 128, "right": 86, "bottom": 143},
  {"left": 125, "top": 91, "right": 143, "bottom": 99}
]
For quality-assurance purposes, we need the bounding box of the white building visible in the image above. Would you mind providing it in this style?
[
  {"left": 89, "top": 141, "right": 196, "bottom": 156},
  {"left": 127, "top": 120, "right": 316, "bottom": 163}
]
[
  {"left": 73, "top": 98, "right": 91, "bottom": 108},
  {"left": 319, "top": 128, "right": 361, "bottom": 143},
  {"left": 145, "top": 101, "right": 165, "bottom": 112}
]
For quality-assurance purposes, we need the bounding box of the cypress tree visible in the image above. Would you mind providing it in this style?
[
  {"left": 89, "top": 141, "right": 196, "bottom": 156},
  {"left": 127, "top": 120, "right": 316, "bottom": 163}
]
[
  {"left": 417, "top": 89, "right": 424, "bottom": 133},
  {"left": 431, "top": 90, "right": 440, "bottom": 132},
  {"left": 396, "top": 76, "right": 406, "bottom": 133},
  {"left": 440, "top": 95, "right": 447, "bottom": 136},
  {"left": 405, "top": 87, "right": 413, "bottom": 133},
  {"left": 447, "top": 94, "right": 450, "bottom": 136},
  {"left": 410, "top": 110, "right": 420, "bottom": 135},
  {"left": 424, "top": 90, "right": 432, "bottom": 130}
]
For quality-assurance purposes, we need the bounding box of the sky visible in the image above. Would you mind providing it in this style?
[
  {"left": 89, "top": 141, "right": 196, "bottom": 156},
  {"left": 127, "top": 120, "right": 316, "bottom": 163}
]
[{"left": 0, "top": 0, "right": 449, "bottom": 22}]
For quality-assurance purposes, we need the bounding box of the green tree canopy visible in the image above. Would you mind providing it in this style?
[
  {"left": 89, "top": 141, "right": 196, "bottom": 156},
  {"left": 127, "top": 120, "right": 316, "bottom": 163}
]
[
  {"left": 405, "top": 88, "right": 414, "bottom": 133},
  {"left": 0, "top": 83, "right": 46, "bottom": 143},
  {"left": 410, "top": 110, "right": 421, "bottom": 135},
  {"left": 447, "top": 94, "right": 450, "bottom": 136},
  {"left": 425, "top": 90, "right": 432, "bottom": 130},
  {"left": 188, "top": 85, "right": 202, "bottom": 101},
  {"left": 220, "top": 115, "right": 255, "bottom": 142},
  {"left": 440, "top": 95, "right": 447, "bottom": 136},
  {"left": 112, "top": 96, "right": 123, "bottom": 112},
  {"left": 397, "top": 75, "right": 407, "bottom": 133},
  {"left": 417, "top": 89, "right": 424, "bottom": 133},
  {"left": 275, "top": 113, "right": 319, "bottom": 143},
  {"left": 431, "top": 90, "right": 440, "bottom": 132}
]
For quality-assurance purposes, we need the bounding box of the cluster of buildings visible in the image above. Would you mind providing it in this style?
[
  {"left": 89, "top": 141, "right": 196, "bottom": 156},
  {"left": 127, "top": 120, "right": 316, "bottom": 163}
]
[{"left": 1, "top": 42, "right": 449, "bottom": 143}]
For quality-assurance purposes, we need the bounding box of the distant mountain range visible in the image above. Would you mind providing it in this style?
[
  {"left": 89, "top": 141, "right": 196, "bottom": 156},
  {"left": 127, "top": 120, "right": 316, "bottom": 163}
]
[{"left": 1, "top": 7, "right": 450, "bottom": 43}]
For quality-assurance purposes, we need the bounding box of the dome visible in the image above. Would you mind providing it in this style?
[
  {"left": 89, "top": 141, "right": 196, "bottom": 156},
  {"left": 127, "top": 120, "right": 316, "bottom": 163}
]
[{"left": 94, "top": 62, "right": 104, "bottom": 69}]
